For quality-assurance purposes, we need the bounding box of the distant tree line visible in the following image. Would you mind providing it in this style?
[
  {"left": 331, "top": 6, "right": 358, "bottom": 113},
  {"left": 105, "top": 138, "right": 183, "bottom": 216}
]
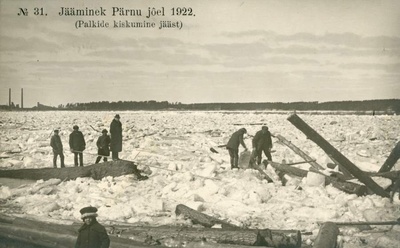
[{"left": 57, "top": 99, "right": 400, "bottom": 114}]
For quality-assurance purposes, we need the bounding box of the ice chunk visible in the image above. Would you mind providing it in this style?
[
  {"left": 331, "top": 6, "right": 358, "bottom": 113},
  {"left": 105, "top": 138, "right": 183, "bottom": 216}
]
[{"left": 306, "top": 172, "right": 325, "bottom": 187}]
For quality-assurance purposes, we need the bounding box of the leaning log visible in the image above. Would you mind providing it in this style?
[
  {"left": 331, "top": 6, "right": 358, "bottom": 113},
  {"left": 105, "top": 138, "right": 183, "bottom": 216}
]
[
  {"left": 266, "top": 161, "right": 367, "bottom": 196},
  {"left": 312, "top": 222, "right": 339, "bottom": 248},
  {"left": 0, "top": 160, "right": 142, "bottom": 181},
  {"left": 176, "top": 204, "right": 239, "bottom": 229},
  {"left": 378, "top": 141, "right": 400, "bottom": 173},
  {"left": 275, "top": 134, "right": 324, "bottom": 170},
  {"left": 287, "top": 114, "right": 389, "bottom": 198}
]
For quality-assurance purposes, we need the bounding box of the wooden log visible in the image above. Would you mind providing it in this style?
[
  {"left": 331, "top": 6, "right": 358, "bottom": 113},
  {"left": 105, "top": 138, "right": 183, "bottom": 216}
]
[
  {"left": 0, "top": 223, "right": 76, "bottom": 248},
  {"left": 333, "top": 219, "right": 400, "bottom": 226},
  {"left": 266, "top": 161, "right": 367, "bottom": 196},
  {"left": 182, "top": 242, "right": 273, "bottom": 248},
  {"left": 0, "top": 218, "right": 165, "bottom": 248},
  {"left": 312, "top": 222, "right": 338, "bottom": 248},
  {"left": 287, "top": 114, "right": 389, "bottom": 198},
  {"left": 116, "top": 226, "right": 301, "bottom": 248},
  {"left": 255, "top": 166, "right": 274, "bottom": 183},
  {"left": 0, "top": 160, "right": 142, "bottom": 181},
  {"left": 175, "top": 204, "right": 239, "bottom": 229},
  {"left": 0, "top": 214, "right": 297, "bottom": 248},
  {"left": 365, "top": 170, "right": 400, "bottom": 181},
  {"left": 378, "top": 141, "right": 400, "bottom": 173},
  {"left": 266, "top": 161, "right": 307, "bottom": 178},
  {"left": 275, "top": 134, "right": 324, "bottom": 170},
  {"left": 174, "top": 204, "right": 301, "bottom": 247}
]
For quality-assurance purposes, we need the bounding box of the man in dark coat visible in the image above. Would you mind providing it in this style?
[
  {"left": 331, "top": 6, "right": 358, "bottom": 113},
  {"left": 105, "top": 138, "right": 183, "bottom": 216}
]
[
  {"left": 50, "top": 129, "right": 65, "bottom": 168},
  {"left": 226, "top": 128, "right": 248, "bottom": 169},
  {"left": 69, "top": 125, "right": 86, "bottom": 167},
  {"left": 110, "top": 114, "right": 122, "bottom": 160},
  {"left": 252, "top": 126, "right": 273, "bottom": 165},
  {"left": 95, "top": 129, "right": 111, "bottom": 164},
  {"left": 75, "top": 206, "right": 110, "bottom": 248}
]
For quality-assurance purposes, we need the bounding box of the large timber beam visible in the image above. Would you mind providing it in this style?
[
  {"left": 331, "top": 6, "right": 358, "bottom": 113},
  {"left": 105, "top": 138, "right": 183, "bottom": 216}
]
[
  {"left": 287, "top": 114, "right": 389, "bottom": 198},
  {"left": 378, "top": 141, "right": 400, "bottom": 173}
]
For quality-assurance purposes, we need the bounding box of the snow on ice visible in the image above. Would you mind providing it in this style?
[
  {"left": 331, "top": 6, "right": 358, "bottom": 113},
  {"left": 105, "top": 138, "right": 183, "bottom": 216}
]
[{"left": 0, "top": 111, "right": 400, "bottom": 247}]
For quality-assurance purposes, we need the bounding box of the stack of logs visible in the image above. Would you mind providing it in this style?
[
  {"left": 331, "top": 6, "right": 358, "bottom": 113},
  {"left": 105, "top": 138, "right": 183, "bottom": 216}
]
[
  {"left": 263, "top": 114, "right": 399, "bottom": 199},
  {"left": 258, "top": 114, "right": 400, "bottom": 248}
]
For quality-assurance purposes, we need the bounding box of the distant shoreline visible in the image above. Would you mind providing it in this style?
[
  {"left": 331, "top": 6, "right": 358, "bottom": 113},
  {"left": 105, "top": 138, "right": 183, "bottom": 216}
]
[{"left": 1, "top": 99, "right": 399, "bottom": 115}]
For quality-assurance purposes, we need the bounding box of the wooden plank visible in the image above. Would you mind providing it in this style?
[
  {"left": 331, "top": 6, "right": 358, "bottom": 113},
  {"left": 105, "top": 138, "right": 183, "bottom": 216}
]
[
  {"left": 266, "top": 161, "right": 367, "bottom": 196},
  {"left": 275, "top": 134, "right": 324, "bottom": 170},
  {"left": 313, "top": 222, "right": 339, "bottom": 248},
  {"left": 287, "top": 114, "right": 389, "bottom": 198},
  {"left": 175, "top": 204, "right": 239, "bottom": 229}
]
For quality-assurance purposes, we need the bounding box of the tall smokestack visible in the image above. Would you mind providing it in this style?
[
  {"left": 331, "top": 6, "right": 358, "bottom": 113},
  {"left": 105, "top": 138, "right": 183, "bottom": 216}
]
[
  {"left": 21, "top": 88, "right": 24, "bottom": 109},
  {"left": 9, "top": 88, "right": 11, "bottom": 106}
]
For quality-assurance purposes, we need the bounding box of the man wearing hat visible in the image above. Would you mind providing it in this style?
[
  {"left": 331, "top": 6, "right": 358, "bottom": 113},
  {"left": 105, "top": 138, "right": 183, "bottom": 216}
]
[
  {"left": 69, "top": 125, "right": 86, "bottom": 167},
  {"left": 75, "top": 206, "right": 110, "bottom": 248},
  {"left": 110, "top": 114, "right": 122, "bottom": 160},
  {"left": 226, "top": 128, "right": 248, "bottom": 169},
  {"left": 50, "top": 128, "right": 65, "bottom": 168},
  {"left": 251, "top": 125, "right": 273, "bottom": 166},
  {"left": 95, "top": 129, "right": 111, "bottom": 164}
]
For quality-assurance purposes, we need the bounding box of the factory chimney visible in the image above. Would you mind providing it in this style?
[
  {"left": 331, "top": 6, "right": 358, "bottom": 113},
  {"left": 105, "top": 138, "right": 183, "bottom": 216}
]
[
  {"left": 9, "top": 88, "right": 11, "bottom": 106},
  {"left": 21, "top": 88, "right": 24, "bottom": 109}
]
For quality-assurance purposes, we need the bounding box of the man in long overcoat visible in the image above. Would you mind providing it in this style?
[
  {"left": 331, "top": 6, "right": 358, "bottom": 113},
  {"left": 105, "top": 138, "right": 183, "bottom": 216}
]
[
  {"left": 226, "top": 128, "right": 248, "bottom": 169},
  {"left": 110, "top": 114, "right": 122, "bottom": 160},
  {"left": 252, "top": 126, "right": 273, "bottom": 165},
  {"left": 69, "top": 125, "right": 86, "bottom": 167}
]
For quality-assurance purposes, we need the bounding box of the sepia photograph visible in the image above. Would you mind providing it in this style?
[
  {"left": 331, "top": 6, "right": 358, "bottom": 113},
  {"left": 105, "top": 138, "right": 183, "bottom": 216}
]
[{"left": 0, "top": 0, "right": 399, "bottom": 247}]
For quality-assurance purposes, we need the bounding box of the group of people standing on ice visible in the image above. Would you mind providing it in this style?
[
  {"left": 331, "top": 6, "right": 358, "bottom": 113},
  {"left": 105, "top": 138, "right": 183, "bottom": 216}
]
[
  {"left": 50, "top": 113, "right": 271, "bottom": 170},
  {"left": 50, "top": 114, "right": 123, "bottom": 168}
]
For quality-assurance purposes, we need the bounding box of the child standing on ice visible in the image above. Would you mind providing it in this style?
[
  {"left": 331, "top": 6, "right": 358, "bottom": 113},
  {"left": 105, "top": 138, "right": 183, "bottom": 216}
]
[
  {"left": 95, "top": 129, "right": 111, "bottom": 163},
  {"left": 75, "top": 206, "right": 110, "bottom": 248}
]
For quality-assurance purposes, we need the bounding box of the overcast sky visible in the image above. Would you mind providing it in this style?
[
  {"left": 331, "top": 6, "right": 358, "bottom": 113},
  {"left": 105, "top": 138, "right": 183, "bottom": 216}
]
[{"left": 1, "top": 0, "right": 399, "bottom": 107}]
